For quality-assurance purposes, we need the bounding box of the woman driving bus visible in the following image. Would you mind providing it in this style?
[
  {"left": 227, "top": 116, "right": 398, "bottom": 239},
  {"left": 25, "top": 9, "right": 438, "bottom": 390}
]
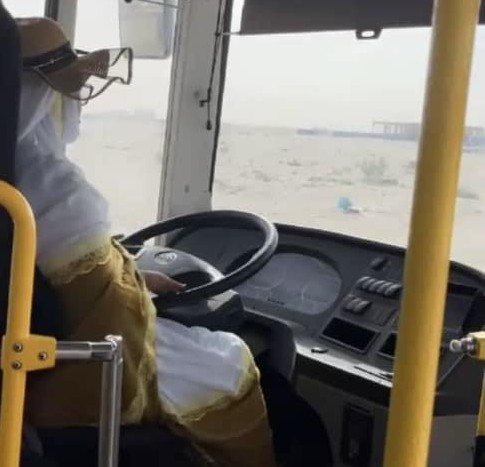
[
  {"left": 16, "top": 16, "right": 277, "bottom": 467},
  {"left": 14, "top": 16, "right": 332, "bottom": 467}
]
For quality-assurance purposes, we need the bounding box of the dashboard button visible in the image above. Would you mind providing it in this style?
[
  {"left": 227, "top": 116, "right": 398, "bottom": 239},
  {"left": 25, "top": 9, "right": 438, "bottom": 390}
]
[
  {"left": 342, "top": 295, "right": 355, "bottom": 311},
  {"left": 377, "top": 282, "right": 391, "bottom": 295},
  {"left": 369, "top": 280, "right": 386, "bottom": 293},
  {"left": 361, "top": 277, "right": 376, "bottom": 291},
  {"left": 384, "top": 284, "right": 402, "bottom": 298},
  {"left": 381, "top": 282, "right": 395, "bottom": 296},
  {"left": 371, "top": 256, "right": 389, "bottom": 271},
  {"left": 356, "top": 276, "right": 370, "bottom": 288},
  {"left": 354, "top": 300, "right": 372, "bottom": 314},
  {"left": 344, "top": 298, "right": 362, "bottom": 312}
]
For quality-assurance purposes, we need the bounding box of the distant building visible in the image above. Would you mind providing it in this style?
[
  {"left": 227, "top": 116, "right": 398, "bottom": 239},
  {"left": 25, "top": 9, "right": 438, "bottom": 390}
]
[
  {"left": 372, "top": 121, "right": 485, "bottom": 145},
  {"left": 465, "top": 126, "right": 485, "bottom": 138},
  {"left": 372, "top": 121, "right": 420, "bottom": 140},
  {"left": 296, "top": 127, "right": 329, "bottom": 136}
]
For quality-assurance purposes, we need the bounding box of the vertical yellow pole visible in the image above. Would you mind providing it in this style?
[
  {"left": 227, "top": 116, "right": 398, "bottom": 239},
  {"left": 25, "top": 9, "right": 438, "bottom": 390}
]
[
  {"left": 474, "top": 374, "right": 485, "bottom": 465},
  {"left": 477, "top": 377, "right": 485, "bottom": 436},
  {"left": 0, "top": 182, "right": 37, "bottom": 467},
  {"left": 383, "top": 1, "right": 481, "bottom": 466}
]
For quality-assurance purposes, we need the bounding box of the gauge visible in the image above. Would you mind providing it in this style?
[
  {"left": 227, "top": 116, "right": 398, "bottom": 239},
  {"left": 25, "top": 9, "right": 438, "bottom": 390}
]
[{"left": 237, "top": 252, "right": 341, "bottom": 315}]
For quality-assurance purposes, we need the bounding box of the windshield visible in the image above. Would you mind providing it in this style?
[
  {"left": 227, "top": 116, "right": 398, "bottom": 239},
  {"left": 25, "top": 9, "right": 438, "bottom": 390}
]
[
  {"left": 5, "top": 1, "right": 485, "bottom": 271},
  {"left": 213, "top": 22, "right": 485, "bottom": 271}
]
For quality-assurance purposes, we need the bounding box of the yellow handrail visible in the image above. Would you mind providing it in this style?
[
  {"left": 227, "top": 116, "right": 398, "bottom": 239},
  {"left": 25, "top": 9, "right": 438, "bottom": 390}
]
[
  {"left": 0, "top": 181, "right": 56, "bottom": 467},
  {"left": 382, "top": 1, "right": 482, "bottom": 467}
]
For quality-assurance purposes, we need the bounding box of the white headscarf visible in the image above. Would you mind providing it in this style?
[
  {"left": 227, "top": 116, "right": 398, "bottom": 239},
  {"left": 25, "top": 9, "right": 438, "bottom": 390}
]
[
  {"left": 61, "top": 97, "right": 82, "bottom": 144},
  {"left": 15, "top": 73, "right": 111, "bottom": 275}
]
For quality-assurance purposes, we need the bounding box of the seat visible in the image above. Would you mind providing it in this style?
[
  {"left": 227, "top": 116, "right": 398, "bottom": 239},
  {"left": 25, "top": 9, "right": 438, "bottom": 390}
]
[{"left": 0, "top": 6, "right": 203, "bottom": 466}]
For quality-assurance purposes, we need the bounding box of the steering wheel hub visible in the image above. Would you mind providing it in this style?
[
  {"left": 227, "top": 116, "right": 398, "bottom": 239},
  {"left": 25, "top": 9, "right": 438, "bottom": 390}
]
[{"left": 155, "top": 251, "right": 178, "bottom": 265}]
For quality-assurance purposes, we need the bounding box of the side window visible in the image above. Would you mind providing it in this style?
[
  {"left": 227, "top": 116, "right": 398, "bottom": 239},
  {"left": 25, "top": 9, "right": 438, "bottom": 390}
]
[{"left": 3, "top": 0, "right": 45, "bottom": 17}]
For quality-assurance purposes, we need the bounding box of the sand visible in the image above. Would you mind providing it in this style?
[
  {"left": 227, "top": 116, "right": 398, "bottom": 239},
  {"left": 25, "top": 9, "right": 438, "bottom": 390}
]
[{"left": 68, "top": 113, "right": 485, "bottom": 272}]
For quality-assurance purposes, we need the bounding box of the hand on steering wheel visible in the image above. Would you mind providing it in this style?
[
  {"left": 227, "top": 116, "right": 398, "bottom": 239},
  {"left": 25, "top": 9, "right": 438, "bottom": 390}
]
[
  {"left": 142, "top": 270, "right": 186, "bottom": 295},
  {"left": 122, "top": 210, "right": 278, "bottom": 308}
]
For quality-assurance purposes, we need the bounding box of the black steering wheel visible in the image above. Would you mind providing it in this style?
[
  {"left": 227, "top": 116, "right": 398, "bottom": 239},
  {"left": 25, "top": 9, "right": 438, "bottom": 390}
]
[{"left": 121, "top": 210, "right": 278, "bottom": 308}]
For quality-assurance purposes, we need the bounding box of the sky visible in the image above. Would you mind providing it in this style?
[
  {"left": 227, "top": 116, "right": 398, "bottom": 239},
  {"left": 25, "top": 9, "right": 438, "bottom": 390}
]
[{"left": 6, "top": 0, "right": 485, "bottom": 131}]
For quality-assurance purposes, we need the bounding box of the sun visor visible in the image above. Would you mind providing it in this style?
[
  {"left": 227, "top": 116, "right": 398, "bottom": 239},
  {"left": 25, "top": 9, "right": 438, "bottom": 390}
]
[{"left": 240, "top": 0, "right": 485, "bottom": 36}]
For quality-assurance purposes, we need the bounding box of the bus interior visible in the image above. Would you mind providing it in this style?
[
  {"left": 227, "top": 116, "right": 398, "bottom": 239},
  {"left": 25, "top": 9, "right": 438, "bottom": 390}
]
[{"left": 2, "top": 1, "right": 485, "bottom": 466}]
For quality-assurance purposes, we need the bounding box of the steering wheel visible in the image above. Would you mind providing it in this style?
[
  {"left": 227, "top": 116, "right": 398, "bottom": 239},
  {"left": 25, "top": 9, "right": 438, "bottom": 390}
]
[{"left": 121, "top": 210, "right": 278, "bottom": 308}]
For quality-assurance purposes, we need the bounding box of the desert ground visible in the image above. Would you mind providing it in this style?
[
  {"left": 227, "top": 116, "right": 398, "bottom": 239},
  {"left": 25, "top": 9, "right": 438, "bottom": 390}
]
[{"left": 68, "top": 112, "right": 485, "bottom": 272}]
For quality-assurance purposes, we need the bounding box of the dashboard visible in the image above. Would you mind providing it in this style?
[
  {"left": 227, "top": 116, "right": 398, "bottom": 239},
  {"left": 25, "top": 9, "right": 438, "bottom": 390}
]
[
  {"left": 170, "top": 223, "right": 485, "bottom": 412},
  {"left": 235, "top": 251, "right": 341, "bottom": 316}
]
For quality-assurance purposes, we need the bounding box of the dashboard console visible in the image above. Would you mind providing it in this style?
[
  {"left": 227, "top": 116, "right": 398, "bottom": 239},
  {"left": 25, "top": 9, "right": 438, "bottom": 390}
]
[{"left": 170, "top": 223, "right": 485, "bottom": 416}]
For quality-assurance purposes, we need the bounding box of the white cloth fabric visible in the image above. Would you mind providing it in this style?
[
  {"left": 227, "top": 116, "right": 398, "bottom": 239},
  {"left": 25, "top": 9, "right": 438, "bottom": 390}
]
[
  {"left": 15, "top": 73, "right": 111, "bottom": 272},
  {"left": 60, "top": 96, "right": 82, "bottom": 144},
  {"left": 155, "top": 317, "right": 252, "bottom": 419}
]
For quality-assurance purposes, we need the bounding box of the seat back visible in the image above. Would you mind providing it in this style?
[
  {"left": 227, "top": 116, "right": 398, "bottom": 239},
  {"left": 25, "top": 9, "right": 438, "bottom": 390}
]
[{"left": 0, "top": 5, "right": 64, "bottom": 341}]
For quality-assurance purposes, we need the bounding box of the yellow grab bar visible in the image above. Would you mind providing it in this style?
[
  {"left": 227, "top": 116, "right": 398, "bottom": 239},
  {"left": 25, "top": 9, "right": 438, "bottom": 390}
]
[
  {"left": 382, "top": 1, "right": 482, "bottom": 467},
  {"left": 0, "top": 181, "right": 56, "bottom": 467}
]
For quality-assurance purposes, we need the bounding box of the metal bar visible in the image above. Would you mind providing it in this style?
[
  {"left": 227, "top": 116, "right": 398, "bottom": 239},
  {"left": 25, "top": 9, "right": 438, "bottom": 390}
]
[
  {"left": 0, "top": 182, "right": 37, "bottom": 467},
  {"left": 56, "top": 341, "right": 116, "bottom": 361},
  {"left": 157, "top": 0, "right": 226, "bottom": 224},
  {"left": 55, "top": 337, "right": 124, "bottom": 467},
  {"left": 98, "top": 336, "right": 124, "bottom": 467},
  {"left": 44, "top": 0, "right": 60, "bottom": 19},
  {"left": 382, "top": 1, "right": 481, "bottom": 467}
]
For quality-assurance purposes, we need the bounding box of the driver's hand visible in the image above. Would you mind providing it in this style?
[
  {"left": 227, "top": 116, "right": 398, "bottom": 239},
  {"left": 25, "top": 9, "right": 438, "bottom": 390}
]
[{"left": 142, "top": 270, "right": 186, "bottom": 295}]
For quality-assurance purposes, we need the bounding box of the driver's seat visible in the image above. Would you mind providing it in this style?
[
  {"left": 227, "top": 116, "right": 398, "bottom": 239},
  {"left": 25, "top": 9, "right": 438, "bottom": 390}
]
[
  {"left": 38, "top": 426, "right": 207, "bottom": 467},
  {"left": 0, "top": 6, "right": 205, "bottom": 466}
]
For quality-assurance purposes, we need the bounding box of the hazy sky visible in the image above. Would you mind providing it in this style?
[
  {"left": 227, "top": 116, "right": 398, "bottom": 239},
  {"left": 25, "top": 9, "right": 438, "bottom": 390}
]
[{"left": 7, "top": 0, "right": 485, "bottom": 130}]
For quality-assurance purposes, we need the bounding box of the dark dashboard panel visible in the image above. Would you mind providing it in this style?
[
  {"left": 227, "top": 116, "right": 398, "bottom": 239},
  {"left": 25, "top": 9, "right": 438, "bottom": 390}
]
[
  {"left": 170, "top": 223, "right": 485, "bottom": 406},
  {"left": 237, "top": 251, "right": 341, "bottom": 315}
]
